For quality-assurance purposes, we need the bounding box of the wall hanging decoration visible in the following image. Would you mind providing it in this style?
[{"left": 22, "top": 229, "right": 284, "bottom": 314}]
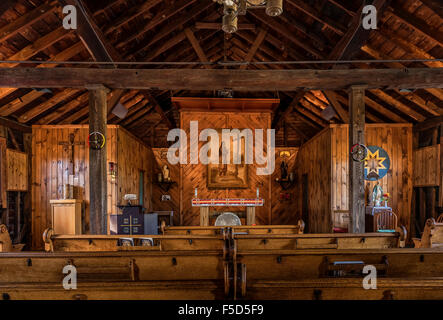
[
  {"left": 207, "top": 129, "right": 248, "bottom": 189},
  {"left": 88, "top": 131, "right": 105, "bottom": 150},
  {"left": 364, "top": 146, "right": 390, "bottom": 181}
]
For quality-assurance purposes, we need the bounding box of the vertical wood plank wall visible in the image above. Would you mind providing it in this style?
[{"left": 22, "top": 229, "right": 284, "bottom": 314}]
[
  {"left": 413, "top": 144, "right": 440, "bottom": 187},
  {"left": 158, "top": 111, "right": 276, "bottom": 226},
  {"left": 271, "top": 147, "right": 299, "bottom": 225},
  {"left": 295, "top": 124, "right": 413, "bottom": 233},
  {"left": 330, "top": 124, "right": 413, "bottom": 233},
  {"left": 151, "top": 148, "right": 180, "bottom": 225},
  {"left": 117, "top": 128, "right": 152, "bottom": 212},
  {"left": 295, "top": 128, "right": 332, "bottom": 233},
  {"left": 31, "top": 125, "right": 151, "bottom": 249},
  {"left": 151, "top": 146, "right": 299, "bottom": 226}
]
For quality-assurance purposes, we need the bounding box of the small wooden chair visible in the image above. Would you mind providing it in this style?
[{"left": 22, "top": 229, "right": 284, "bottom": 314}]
[
  {"left": 437, "top": 214, "right": 443, "bottom": 223},
  {"left": 374, "top": 210, "right": 397, "bottom": 232}
]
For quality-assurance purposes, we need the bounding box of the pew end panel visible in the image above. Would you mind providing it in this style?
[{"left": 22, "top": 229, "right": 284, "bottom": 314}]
[{"left": 413, "top": 218, "right": 443, "bottom": 248}]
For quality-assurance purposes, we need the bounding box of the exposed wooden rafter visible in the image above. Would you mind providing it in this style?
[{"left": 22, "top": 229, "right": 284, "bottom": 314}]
[{"left": 1, "top": 67, "right": 440, "bottom": 91}]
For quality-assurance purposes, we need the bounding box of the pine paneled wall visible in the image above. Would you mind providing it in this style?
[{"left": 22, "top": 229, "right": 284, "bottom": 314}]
[
  {"left": 31, "top": 125, "right": 151, "bottom": 249},
  {"left": 295, "top": 124, "right": 413, "bottom": 233}
]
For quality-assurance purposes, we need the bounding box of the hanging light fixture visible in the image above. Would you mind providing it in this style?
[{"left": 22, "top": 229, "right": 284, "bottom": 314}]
[
  {"left": 222, "top": 2, "right": 238, "bottom": 33},
  {"left": 214, "top": 0, "right": 283, "bottom": 33}
]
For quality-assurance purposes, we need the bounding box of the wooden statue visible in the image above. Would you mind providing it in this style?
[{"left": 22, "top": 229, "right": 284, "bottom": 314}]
[
  {"left": 162, "top": 165, "right": 170, "bottom": 181},
  {"left": 371, "top": 182, "right": 383, "bottom": 206}
]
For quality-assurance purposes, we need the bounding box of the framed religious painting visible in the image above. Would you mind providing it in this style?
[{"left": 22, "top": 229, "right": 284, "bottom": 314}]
[{"left": 207, "top": 129, "right": 249, "bottom": 189}]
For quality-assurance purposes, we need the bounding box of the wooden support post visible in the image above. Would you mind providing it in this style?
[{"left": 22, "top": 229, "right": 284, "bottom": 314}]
[
  {"left": 22, "top": 133, "right": 31, "bottom": 245},
  {"left": 349, "top": 85, "right": 366, "bottom": 233},
  {"left": 440, "top": 124, "right": 443, "bottom": 210},
  {"left": 0, "top": 126, "right": 6, "bottom": 210},
  {"left": 88, "top": 86, "right": 108, "bottom": 234}
]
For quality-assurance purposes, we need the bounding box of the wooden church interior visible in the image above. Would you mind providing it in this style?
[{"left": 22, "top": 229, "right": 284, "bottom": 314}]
[{"left": 0, "top": 0, "right": 442, "bottom": 300}]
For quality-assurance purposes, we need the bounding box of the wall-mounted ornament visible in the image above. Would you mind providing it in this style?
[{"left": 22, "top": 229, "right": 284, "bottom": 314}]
[
  {"left": 364, "top": 146, "right": 390, "bottom": 181},
  {"left": 88, "top": 131, "right": 105, "bottom": 150},
  {"left": 275, "top": 150, "right": 295, "bottom": 190}
]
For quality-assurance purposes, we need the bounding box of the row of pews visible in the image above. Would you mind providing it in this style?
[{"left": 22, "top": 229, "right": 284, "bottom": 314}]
[{"left": 0, "top": 220, "right": 442, "bottom": 300}]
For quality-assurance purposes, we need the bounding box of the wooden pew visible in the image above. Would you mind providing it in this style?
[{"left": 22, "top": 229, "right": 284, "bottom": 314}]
[
  {"left": 232, "top": 248, "right": 443, "bottom": 300},
  {"left": 0, "top": 224, "right": 24, "bottom": 252},
  {"left": 0, "top": 250, "right": 229, "bottom": 299},
  {"left": 43, "top": 228, "right": 228, "bottom": 253},
  {"left": 413, "top": 218, "right": 443, "bottom": 248},
  {"left": 162, "top": 221, "right": 305, "bottom": 236},
  {"left": 233, "top": 228, "right": 407, "bottom": 251},
  {"left": 0, "top": 280, "right": 224, "bottom": 300}
]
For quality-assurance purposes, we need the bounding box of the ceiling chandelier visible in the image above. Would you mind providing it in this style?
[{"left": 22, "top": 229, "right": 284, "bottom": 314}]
[{"left": 213, "top": 0, "right": 283, "bottom": 33}]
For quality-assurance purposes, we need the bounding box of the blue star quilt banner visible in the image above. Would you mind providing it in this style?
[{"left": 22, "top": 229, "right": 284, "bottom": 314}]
[{"left": 364, "top": 146, "right": 390, "bottom": 181}]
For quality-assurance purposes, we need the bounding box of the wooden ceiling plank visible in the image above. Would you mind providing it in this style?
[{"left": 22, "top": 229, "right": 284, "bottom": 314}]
[
  {"left": 116, "top": 0, "right": 197, "bottom": 49},
  {"left": 323, "top": 90, "right": 349, "bottom": 123},
  {"left": 327, "top": 0, "right": 357, "bottom": 17},
  {"left": 286, "top": 0, "right": 346, "bottom": 35},
  {"left": 1, "top": 27, "right": 69, "bottom": 68},
  {"left": 0, "top": 116, "right": 31, "bottom": 133},
  {"left": 61, "top": 0, "right": 127, "bottom": 117},
  {"left": 103, "top": 0, "right": 163, "bottom": 35},
  {"left": 61, "top": 0, "right": 119, "bottom": 62},
  {"left": 272, "top": 91, "right": 306, "bottom": 130},
  {"left": 143, "top": 92, "right": 174, "bottom": 130},
  {"left": 128, "top": 2, "right": 216, "bottom": 60},
  {"left": 184, "top": 28, "right": 209, "bottom": 66},
  {"left": 0, "top": 2, "right": 57, "bottom": 43},
  {"left": 371, "top": 89, "right": 426, "bottom": 122},
  {"left": 248, "top": 10, "right": 325, "bottom": 59},
  {"left": 195, "top": 22, "right": 256, "bottom": 31},
  {"left": 335, "top": 91, "right": 408, "bottom": 123},
  {"left": 37, "top": 91, "right": 89, "bottom": 124},
  {"left": 378, "top": 29, "right": 443, "bottom": 68},
  {"left": 419, "top": 0, "right": 443, "bottom": 18},
  {"left": 0, "top": 0, "right": 14, "bottom": 18},
  {"left": 328, "top": 0, "right": 390, "bottom": 61},
  {"left": 240, "top": 28, "right": 268, "bottom": 70},
  {"left": 414, "top": 115, "right": 443, "bottom": 131},
  {"left": 361, "top": 44, "right": 441, "bottom": 116},
  {"left": 388, "top": 4, "right": 443, "bottom": 47},
  {"left": 18, "top": 89, "right": 79, "bottom": 123},
  {"left": 0, "top": 41, "right": 83, "bottom": 101}
]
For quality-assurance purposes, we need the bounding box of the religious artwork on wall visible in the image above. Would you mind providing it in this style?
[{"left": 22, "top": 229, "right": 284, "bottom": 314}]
[
  {"left": 364, "top": 146, "right": 390, "bottom": 181},
  {"left": 207, "top": 129, "right": 248, "bottom": 189}
]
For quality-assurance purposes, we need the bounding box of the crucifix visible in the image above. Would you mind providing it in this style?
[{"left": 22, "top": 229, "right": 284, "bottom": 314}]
[{"left": 58, "top": 132, "right": 85, "bottom": 175}]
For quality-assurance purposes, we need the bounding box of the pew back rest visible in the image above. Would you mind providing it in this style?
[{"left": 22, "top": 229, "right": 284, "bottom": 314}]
[
  {"left": 43, "top": 229, "right": 227, "bottom": 253},
  {"left": 414, "top": 218, "right": 443, "bottom": 248}
]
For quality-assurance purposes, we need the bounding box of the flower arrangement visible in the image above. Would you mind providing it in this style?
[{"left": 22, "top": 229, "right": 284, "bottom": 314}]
[{"left": 381, "top": 193, "right": 390, "bottom": 207}]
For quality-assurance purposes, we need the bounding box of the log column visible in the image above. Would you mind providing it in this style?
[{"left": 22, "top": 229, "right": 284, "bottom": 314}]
[
  {"left": 349, "top": 85, "right": 366, "bottom": 233},
  {"left": 88, "top": 86, "right": 108, "bottom": 234}
]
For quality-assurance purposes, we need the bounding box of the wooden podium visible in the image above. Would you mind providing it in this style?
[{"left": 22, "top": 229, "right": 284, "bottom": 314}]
[
  {"left": 50, "top": 199, "right": 82, "bottom": 235},
  {"left": 192, "top": 198, "right": 264, "bottom": 226}
]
